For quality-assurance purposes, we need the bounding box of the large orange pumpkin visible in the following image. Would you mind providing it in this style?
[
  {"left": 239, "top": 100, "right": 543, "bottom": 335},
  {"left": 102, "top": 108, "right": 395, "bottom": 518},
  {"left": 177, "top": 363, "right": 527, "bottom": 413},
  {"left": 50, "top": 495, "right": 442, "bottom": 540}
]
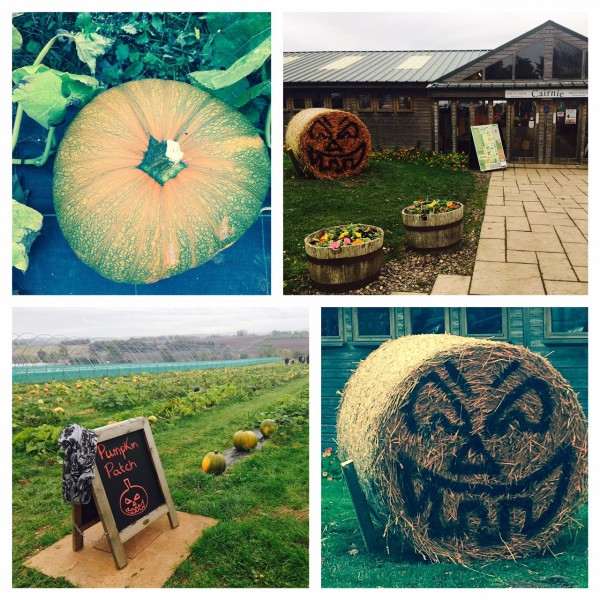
[{"left": 53, "top": 79, "right": 270, "bottom": 284}]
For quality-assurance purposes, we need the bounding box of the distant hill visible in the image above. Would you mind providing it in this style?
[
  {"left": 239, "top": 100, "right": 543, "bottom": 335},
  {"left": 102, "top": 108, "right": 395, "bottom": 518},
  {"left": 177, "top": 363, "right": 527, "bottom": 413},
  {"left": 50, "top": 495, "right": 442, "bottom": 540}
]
[{"left": 12, "top": 331, "right": 309, "bottom": 365}]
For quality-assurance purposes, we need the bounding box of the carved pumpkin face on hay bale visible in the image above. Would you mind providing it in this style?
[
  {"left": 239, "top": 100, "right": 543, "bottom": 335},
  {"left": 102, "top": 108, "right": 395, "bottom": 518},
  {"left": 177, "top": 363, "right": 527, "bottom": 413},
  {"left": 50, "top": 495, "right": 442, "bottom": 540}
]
[
  {"left": 337, "top": 335, "right": 587, "bottom": 563},
  {"left": 285, "top": 108, "right": 371, "bottom": 179}
]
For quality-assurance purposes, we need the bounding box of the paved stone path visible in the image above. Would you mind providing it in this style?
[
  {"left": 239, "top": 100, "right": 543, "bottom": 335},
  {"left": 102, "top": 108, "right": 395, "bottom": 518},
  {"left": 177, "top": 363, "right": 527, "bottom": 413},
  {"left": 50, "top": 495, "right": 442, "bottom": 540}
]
[{"left": 432, "top": 164, "right": 588, "bottom": 295}]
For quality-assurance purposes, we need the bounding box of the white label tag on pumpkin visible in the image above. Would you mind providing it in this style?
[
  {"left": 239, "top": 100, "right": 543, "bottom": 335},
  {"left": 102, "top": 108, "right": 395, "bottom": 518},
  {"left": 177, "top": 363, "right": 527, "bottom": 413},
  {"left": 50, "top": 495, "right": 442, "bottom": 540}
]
[{"left": 165, "top": 140, "right": 184, "bottom": 164}]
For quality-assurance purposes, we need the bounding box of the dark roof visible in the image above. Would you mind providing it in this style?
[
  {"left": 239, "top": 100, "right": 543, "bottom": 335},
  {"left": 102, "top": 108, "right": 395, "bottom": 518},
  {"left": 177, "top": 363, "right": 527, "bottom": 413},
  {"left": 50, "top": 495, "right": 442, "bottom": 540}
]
[{"left": 283, "top": 50, "right": 488, "bottom": 84}]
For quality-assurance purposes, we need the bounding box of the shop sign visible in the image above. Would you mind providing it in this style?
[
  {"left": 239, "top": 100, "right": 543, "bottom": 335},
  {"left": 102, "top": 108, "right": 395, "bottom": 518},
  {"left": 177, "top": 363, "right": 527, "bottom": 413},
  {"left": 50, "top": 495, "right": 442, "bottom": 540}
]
[{"left": 505, "top": 89, "right": 588, "bottom": 99}]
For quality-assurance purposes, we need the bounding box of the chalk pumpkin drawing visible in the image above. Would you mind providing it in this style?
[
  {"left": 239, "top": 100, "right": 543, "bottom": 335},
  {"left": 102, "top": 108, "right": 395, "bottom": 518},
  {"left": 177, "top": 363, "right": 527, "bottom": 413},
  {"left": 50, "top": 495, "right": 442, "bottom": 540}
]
[
  {"left": 119, "top": 478, "right": 149, "bottom": 517},
  {"left": 337, "top": 335, "right": 588, "bottom": 562}
]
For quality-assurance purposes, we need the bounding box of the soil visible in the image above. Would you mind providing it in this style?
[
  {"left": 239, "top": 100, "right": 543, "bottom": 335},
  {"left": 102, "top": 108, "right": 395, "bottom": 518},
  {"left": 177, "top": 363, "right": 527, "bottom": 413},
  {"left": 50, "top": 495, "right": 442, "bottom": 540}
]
[{"left": 301, "top": 227, "right": 481, "bottom": 295}]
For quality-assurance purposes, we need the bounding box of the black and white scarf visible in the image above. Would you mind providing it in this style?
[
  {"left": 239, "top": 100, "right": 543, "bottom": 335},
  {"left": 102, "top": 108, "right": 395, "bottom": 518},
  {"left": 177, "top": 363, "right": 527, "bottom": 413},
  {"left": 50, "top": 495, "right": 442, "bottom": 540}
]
[{"left": 58, "top": 424, "right": 97, "bottom": 504}]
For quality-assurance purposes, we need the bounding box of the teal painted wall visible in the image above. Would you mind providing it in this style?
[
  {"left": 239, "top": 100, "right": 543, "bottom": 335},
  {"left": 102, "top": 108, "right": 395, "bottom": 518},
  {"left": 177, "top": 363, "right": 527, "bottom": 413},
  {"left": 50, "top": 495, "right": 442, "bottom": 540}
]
[{"left": 321, "top": 307, "right": 588, "bottom": 449}]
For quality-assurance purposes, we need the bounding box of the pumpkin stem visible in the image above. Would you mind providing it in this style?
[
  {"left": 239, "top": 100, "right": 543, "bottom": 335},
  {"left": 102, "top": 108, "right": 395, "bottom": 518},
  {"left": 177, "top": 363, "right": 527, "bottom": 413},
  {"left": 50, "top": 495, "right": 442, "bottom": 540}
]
[{"left": 138, "top": 136, "right": 186, "bottom": 185}]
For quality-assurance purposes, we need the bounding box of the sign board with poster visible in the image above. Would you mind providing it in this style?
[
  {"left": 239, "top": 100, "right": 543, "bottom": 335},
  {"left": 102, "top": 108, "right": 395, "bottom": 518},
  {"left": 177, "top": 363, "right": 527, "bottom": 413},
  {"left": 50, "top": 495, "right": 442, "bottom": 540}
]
[
  {"left": 565, "top": 109, "right": 577, "bottom": 124},
  {"left": 470, "top": 124, "right": 507, "bottom": 172},
  {"left": 72, "top": 417, "right": 178, "bottom": 569}
]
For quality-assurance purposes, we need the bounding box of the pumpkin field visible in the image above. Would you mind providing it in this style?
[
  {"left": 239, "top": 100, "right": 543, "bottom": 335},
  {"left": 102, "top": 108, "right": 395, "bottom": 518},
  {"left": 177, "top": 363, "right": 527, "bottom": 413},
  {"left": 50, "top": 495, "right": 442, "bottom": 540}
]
[{"left": 13, "top": 362, "right": 309, "bottom": 587}]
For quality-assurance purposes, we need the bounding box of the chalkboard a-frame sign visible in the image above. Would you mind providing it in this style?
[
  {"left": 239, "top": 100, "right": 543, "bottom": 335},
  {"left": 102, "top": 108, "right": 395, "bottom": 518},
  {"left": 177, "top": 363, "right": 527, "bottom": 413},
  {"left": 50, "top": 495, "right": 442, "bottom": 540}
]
[{"left": 72, "top": 417, "right": 179, "bottom": 569}]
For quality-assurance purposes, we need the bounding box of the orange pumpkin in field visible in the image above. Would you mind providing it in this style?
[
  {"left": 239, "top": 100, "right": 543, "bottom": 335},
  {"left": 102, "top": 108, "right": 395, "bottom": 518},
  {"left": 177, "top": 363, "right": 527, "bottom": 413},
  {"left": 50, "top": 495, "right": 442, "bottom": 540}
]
[{"left": 53, "top": 79, "right": 270, "bottom": 284}]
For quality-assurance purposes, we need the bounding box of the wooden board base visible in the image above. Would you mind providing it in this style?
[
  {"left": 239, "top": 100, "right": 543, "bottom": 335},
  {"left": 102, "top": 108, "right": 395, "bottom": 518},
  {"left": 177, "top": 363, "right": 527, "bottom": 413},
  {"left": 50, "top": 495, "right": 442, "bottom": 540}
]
[{"left": 24, "top": 512, "right": 217, "bottom": 588}]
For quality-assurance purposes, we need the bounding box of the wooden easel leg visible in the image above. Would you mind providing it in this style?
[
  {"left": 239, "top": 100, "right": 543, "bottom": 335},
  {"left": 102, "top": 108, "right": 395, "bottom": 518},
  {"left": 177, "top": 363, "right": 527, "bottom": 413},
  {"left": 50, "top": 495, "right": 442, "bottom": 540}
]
[
  {"left": 341, "top": 459, "right": 381, "bottom": 553},
  {"left": 72, "top": 504, "right": 84, "bottom": 551}
]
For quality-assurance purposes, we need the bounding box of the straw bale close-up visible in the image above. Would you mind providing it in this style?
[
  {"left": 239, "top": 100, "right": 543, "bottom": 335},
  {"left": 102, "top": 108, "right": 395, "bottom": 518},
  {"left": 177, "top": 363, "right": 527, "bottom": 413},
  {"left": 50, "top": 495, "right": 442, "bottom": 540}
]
[
  {"left": 285, "top": 108, "right": 371, "bottom": 179},
  {"left": 337, "top": 334, "right": 588, "bottom": 563}
]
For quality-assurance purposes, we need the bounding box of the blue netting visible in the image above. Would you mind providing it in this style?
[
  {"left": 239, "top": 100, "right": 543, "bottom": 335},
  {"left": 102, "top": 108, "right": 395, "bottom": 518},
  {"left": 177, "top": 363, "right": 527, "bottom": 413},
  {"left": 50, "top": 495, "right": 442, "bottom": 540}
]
[
  {"left": 13, "top": 110, "right": 271, "bottom": 295},
  {"left": 13, "top": 357, "right": 282, "bottom": 384}
]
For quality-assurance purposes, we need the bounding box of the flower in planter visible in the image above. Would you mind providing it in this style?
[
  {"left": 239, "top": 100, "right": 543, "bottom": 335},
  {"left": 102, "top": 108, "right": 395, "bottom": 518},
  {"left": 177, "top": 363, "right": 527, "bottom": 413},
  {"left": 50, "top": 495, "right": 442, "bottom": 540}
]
[
  {"left": 309, "top": 224, "right": 381, "bottom": 249},
  {"left": 403, "top": 198, "right": 461, "bottom": 215}
]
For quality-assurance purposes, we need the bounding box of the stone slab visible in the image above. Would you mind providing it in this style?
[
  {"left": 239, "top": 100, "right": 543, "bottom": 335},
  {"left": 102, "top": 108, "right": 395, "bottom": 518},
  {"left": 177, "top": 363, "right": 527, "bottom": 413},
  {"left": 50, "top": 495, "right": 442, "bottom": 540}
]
[
  {"left": 430, "top": 275, "right": 471, "bottom": 295},
  {"left": 555, "top": 225, "right": 587, "bottom": 244},
  {"left": 507, "top": 231, "right": 562, "bottom": 253},
  {"left": 573, "top": 265, "right": 588, "bottom": 282},
  {"left": 545, "top": 281, "right": 588, "bottom": 295},
  {"left": 480, "top": 220, "right": 505, "bottom": 239},
  {"left": 507, "top": 250, "right": 537, "bottom": 264},
  {"left": 562, "top": 243, "right": 588, "bottom": 267},
  {"left": 470, "top": 262, "right": 544, "bottom": 295},
  {"left": 476, "top": 238, "right": 505, "bottom": 262},
  {"left": 24, "top": 511, "right": 218, "bottom": 588},
  {"left": 537, "top": 252, "right": 577, "bottom": 282},
  {"left": 505, "top": 216, "right": 530, "bottom": 231}
]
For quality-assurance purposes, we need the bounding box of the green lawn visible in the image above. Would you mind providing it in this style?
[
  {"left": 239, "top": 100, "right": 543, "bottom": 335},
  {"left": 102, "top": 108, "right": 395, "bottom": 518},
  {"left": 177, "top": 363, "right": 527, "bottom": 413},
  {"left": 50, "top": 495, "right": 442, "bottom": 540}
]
[
  {"left": 322, "top": 460, "right": 587, "bottom": 588},
  {"left": 283, "top": 155, "right": 488, "bottom": 294},
  {"left": 13, "top": 364, "right": 309, "bottom": 588}
]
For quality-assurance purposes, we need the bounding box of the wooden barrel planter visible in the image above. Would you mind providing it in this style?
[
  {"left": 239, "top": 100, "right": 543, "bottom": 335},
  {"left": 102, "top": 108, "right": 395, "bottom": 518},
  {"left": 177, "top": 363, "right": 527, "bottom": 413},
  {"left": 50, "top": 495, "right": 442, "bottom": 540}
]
[
  {"left": 304, "top": 225, "right": 384, "bottom": 291},
  {"left": 402, "top": 203, "right": 464, "bottom": 251},
  {"left": 285, "top": 109, "right": 371, "bottom": 180}
]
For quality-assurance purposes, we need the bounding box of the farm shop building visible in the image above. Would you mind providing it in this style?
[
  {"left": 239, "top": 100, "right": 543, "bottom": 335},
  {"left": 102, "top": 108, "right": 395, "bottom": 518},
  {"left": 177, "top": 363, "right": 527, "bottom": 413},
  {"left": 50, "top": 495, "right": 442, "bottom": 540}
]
[{"left": 284, "top": 21, "right": 587, "bottom": 165}]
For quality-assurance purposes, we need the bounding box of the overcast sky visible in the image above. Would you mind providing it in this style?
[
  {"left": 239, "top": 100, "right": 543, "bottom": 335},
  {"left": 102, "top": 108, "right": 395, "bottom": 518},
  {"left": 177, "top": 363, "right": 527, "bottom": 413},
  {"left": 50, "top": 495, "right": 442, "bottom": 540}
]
[
  {"left": 284, "top": 11, "right": 589, "bottom": 52},
  {"left": 12, "top": 307, "right": 309, "bottom": 340}
]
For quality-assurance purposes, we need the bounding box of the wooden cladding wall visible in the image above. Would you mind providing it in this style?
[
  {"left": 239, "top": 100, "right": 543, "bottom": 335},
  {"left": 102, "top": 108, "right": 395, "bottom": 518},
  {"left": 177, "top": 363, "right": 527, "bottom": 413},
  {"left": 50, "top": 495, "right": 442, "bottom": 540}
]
[
  {"left": 321, "top": 307, "right": 588, "bottom": 448},
  {"left": 284, "top": 89, "right": 434, "bottom": 149}
]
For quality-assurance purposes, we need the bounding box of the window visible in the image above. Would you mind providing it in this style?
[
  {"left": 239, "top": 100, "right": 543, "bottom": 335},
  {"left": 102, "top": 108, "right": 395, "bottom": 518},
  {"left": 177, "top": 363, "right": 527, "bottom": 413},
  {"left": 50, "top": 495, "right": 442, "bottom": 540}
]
[
  {"left": 398, "top": 96, "right": 413, "bottom": 111},
  {"left": 311, "top": 94, "right": 325, "bottom": 109},
  {"left": 352, "top": 308, "right": 393, "bottom": 341},
  {"left": 292, "top": 95, "right": 306, "bottom": 110},
  {"left": 321, "top": 308, "right": 344, "bottom": 342},
  {"left": 544, "top": 308, "right": 588, "bottom": 341},
  {"left": 358, "top": 93, "right": 372, "bottom": 111},
  {"left": 462, "top": 308, "right": 507, "bottom": 338},
  {"left": 553, "top": 39, "right": 583, "bottom": 79},
  {"left": 474, "top": 100, "right": 488, "bottom": 125},
  {"left": 377, "top": 93, "right": 393, "bottom": 111},
  {"left": 515, "top": 39, "right": 544, "bottom": 79},
  {"left": 465, "top": 71, "right": 483, "bottom": 81},
  {"left": 485, "top": 56, "right": 513, "bottom": 80},
  {"left": 405, "top": 308, "right": 447, "bottom": 335},
  {"left": 330, "top": 93, "right": 344, "bottom": 109}
]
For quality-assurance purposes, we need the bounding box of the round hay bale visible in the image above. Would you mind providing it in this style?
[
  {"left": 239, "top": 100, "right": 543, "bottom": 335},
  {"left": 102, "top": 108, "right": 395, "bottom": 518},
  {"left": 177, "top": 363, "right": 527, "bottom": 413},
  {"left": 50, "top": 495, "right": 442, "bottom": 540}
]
[
  {"left": 337, "top": 334, "right": 587, "bottom": 563},
  {"left": 285, "top": 108, "right": 371, "bottom": 179}
]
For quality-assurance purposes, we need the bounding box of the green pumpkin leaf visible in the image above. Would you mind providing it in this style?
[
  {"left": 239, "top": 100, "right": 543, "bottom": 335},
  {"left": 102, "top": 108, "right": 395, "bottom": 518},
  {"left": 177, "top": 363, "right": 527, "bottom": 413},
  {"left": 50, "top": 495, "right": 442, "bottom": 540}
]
[
  {"left": 72, "top": 31, "right": 114, "bottom": 74},
  {"left": 121, "top": 23, "right": 138, "bottom": 35},
  {"left": 12, "top": 199, "right": 43, "bottom": 273},
  {"left": 12, "top": 64, "right": 50, "bottom": 85},
  {"left": 59, "top": 73, "right": 102, "bottom": 106},
  {"left": 12, "top": 69, "right": 69, "bottom": 128},
  {"left": 12, "top": 25, "right": 23, "bottom": 51},
  {"left": 233, "top": 80, "right": 271, "bottom": 108},
  {"left": 203, "top": 12, "right": 270, "bottom": 68},
  {"left": 207, "top": 77, "right": 250, "bottom": 105},
  {"left": 115, "top": 43, "right": 129, "bottom": 62},
  {"left": 123, "top": 60, "right": 144, "bottom": 79},
  {"left": 189, "top": 37, "right": 270, "bottom": 90}
]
